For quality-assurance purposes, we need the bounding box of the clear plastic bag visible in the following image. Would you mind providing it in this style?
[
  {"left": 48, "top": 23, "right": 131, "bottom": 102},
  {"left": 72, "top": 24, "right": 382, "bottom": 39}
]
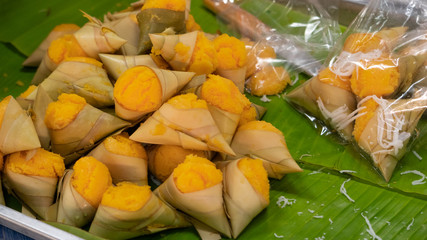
[
  {"left": 205, "top": 0, "right": 342, "bottom": 78},
  {"left": 286, "top": 0, "right": 427, "bottom": 181}
]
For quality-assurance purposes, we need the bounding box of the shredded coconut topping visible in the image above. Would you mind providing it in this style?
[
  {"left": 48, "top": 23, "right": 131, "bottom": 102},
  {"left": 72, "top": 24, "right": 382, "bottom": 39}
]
[
  {"left": 291, "top": 73, "right": 299, "bottom": 86},
  {"left": 340, "top": 178, "right": 355, "bottom": 203},
  {"left": 400, "top": 170, "right": 426, "bottom": 185},
  {"left": 329, "top": 218, "right": 333, "bottom": 224},
  {"left": 361, "top": 212, "right": 382, "bottom": 240},
  {"left": 339, "top": 170, "right": 357, "bottom": 174},
  {"left": 317, "top": 98, "right": 365, "bottom": 131},
  {"left": 313, "top": 215, "right": 324, "bottom": 219},
  {"left": 274, "top": 233, "right": 284, "bottom": 238},
  {"left": 308, "top": 209, "right": 315, "bottom": 213},
  {"left": 358, "top": 96, "right": 411, "bottom": 156},
  {"left": 412, "top": 150, "right": 423, "bottom": 161},
  {"left": 299, "top": 154, "right": 313, "bottom": 160},
  {"left": 260, "top": 95, "right": 271, "bottom": 102},
  {"left": 276, "top": 195, "right": 297, "bottom": 208},
  {"left": 329, "top": 50, "right": 383, "bottom": 77},
  {"left": 406, "top": 218, "right": 415, "bottom": 230}
]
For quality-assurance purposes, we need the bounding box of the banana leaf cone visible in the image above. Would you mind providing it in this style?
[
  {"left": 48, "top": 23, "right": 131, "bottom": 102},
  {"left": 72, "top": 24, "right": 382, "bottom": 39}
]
[
  {"left": 149, "top": 31, "right": 198, "bottom": 71},
  {"left": 130, "top": 93, "right": 235, "bottom": 155},
  {"left": 229, "top": 121, "right": 302, "bottom": 179},
  {"left": 31, "top": 50, "right": 59, "bottom": 85},
  {"left": 375, "top": 26, "right": 408, "bottom": 52},
  {"left": 286, "top": 74, "right": 357, "bottom": 141},
  {"left": 353, "top": 93, "right": 427, "bottom": 182},
  {"left": 197, "top": 74, "right": 250, "bottom": 147},
  {"left": 38, "top": 58, "right": 114, "bottom": 108},
  {"left": 16, "top": 85, "right": 37, "bottom": 110},
  {"left": 0, "top": 96, "right": 40, "bottom": 155},
  {"left": 3, "top": 169, "right": 57, "bottom": 219},
  {"left": 89, "top": 182, "right": 191, "bottom": 240},
  {"left": 103, "top": 0, "right": 143, "bottom": 22},
  {"left": 180, "top": 74, "right": 206, "bottom": 94},
  {"left": 216, "top": 67, "right": 247, "bottom": 93},
  {"left": 23, "top": 24, "right": 80, "bottom": 67},
  {"left": 32, "top": 86, "right": 53, "bottom": 149},
  {"left": 2, "top": 148, "right": 65, "bottom": 220},
  {"left": 130, "top": 117, "right": 211, "bottom": 150},
  {"left": 99, "top": 54, "right": 158, "bottom": 80},
  {"left": 218, "top": 158, "right": 269, "bottom": 238},
  {"left": 88, "top": 134, "right": 148, "bottom": 185},
  {"left": 206, "top": 104, "right": 240, "bottom": 146},
  {"left": 114, "top": 67, "right": 195, "bottom": 122},
  {"left": 154, "top": 156, "right": 232, "bottom": 238},
  {"left": 56, "top": 169, "right": 96, "bottom": 227},
  {"left": 46, "top": 94, "right": 130, "bottom": 161},
  {"left": 393, "top": 43, "right": 427, "bottom": 96},
  {"left": 73, "top": 12, "right": 127, "bottom": 59},
  {"left": 103, "top": 14, "right": 140, "bottom": 55},
  {"left": 137, "top": 8, "right": 186, "bottom": 54}
]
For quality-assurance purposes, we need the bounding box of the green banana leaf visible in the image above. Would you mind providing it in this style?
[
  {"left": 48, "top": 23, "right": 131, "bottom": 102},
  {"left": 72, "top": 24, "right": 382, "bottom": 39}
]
[{"left": 0, "top": 0, "right": 425, "bottom": 239}]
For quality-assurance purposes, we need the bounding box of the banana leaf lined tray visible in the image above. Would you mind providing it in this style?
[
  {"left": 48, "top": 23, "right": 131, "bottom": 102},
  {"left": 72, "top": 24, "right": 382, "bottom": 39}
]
[{"left": 0, "top": 0, "right": 426, "bottom": 239}]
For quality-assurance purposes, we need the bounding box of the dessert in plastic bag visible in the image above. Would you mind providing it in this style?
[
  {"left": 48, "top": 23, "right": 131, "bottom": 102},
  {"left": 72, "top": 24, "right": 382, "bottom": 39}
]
[{"left": 286, "top": 0, "right": 427, "bottom": 181}]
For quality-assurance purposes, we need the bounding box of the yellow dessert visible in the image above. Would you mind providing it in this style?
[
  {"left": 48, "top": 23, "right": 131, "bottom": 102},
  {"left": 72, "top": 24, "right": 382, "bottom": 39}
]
[
  {"left": 318, "top": 67, "right": 351, "bottom": 91},
  {"left": 342, "top": 33, "right": 384, "bottom": 53},
  {"left": 18, "top": 85, "right": 37, "bottom": 98},
  {"left": 246, "top": 65, "right": 290, "bottom": 96},
  {"left": 113, "top": 66, "right": 162, "bottom": 112},
  {"left": 201, "top": 74, "right": 250, "bottom": 114},
  {"left": 141, "top": 0, "right": 186, "bottom": 11},
  {"left": 243, "top": 38, "right": 277, "bottom": 78},
  {"left": 148, "top": 145, "right": 208, "bottom": 182},
  {"left": 352, "top": 98, "right": 379, "bottom": 141},
  {"left": 173, "top": 154, "right": 222, "bottom": 193},
  {"left": 103, "top": 134, "right": 147, "bottom": 158},
  {"left": 240, "top": 120, "right": 283, "bottom": 136},
  {"left": 239, "top": 104, "right": 257, "bottom": 126},
  {"left": 187, "top": 32, "right": 218, "bottom": 75},
  {"left": 101, "top": 182, "right": 151, "bottom": 211},
  {"left": 64, "top": 57, "right": 103, "bottom": 68},
  {"left": 238, "top": 157, "right": 270, "bottom": 202},
  {"left": 5, "top": 148, "right": 65, "bottom": 178},
  {"left": 350, "top": 58, "right": 400, "bottom": 98},
  {"left": 47, "top": 34, "right": 88, "bottom": 65},
  {"left": 71, "top": 156, "right": 112, "bottom": 207},
  {"left": 44, "top": 93, "right": 87, "bottom": 130},
  {"left": 167, "top": 93, "right": 207, "bottom": 109},
  {"left": 186, "top": 14, "right": 202, "bottom": 32},
  {"left": 0, "top": 96, "right": 11, "bottom": 128},
  {"left": 52, "top": 23, "right": 80, "bottom": 33},
  {"left": 213, "top": 34, "right": 247, "bottom": 70}
]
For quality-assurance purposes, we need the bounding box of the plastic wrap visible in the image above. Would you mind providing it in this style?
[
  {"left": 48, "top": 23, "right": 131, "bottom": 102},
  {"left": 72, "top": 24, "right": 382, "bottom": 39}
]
[
  {"left": 286, "top": 0, "right": 427, "bottom": 181},
  {"left": 205, "top": 0, "right": 342, "bottom": 77}
]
